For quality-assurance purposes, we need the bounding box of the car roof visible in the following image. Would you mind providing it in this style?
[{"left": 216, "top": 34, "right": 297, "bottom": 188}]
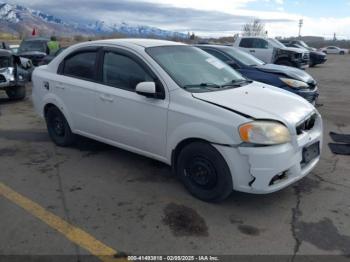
[
  {"left": 196, "top": 44, "right": 231, "bottom": 49},
  {"left": 85, "top": 38, "right": 186, "bottom": 48},
  {"left": 22, "top": 37, "right": 50, "bottom": 42}
]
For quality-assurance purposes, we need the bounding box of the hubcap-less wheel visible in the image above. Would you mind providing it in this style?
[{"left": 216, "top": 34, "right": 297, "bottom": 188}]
[
  {"left": 53, "top": 116, "right": 65, "bottom": 137},
  {"left": 176, "top": 142, "right": 233, "bottom": 202},
  {"left": 46, "top": 106, "right": 76, "bottom": 147},
  {"left": 185, "top": 157, "right": 218, "bottom": 190}
]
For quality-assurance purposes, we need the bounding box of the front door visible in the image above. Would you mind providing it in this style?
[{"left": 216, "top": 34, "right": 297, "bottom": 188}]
[{"left": 94, "top": 48, "right": 169, "bottom": 159}]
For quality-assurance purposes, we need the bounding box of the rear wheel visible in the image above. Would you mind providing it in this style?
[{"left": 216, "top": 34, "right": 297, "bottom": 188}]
[
  {"left": 176, "top": 142, "right": 233, "bottom": 202},
  {"left": 5, "top": 85, "right": 26, "bottom": 100},
  {"left": 45, "top": 106, "right": 76, "bottom": 147}
]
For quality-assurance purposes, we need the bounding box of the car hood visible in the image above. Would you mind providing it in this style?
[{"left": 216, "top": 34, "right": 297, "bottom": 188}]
[
  {"left": 256, "top": 63, "right": 315, "bottom": 83},
  {"left": 281, "top": 46, "right": 306, "bottom": 54},
  {"left": 311, "top": 50, "right": 327, "bottom": 56},
  {"left": 192, "top": 82, "right": 315, "bottom": 127},
  {"left": 18, "top": 51, "right": 47, "bottom": 57}
]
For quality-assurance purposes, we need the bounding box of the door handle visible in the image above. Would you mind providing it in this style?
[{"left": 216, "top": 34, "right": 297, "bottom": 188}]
[
  {"left": 55, "top": 82, "right": 65, "bottom": 90},
  {"left": 249, "top": 50, "right": 255, "bottom": 53},
  {"left": 99, "top": 94, "right": 114, "bottom": 102}
]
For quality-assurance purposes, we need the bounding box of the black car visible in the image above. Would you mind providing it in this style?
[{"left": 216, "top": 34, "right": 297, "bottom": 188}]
[
  {"left": 38, "top": 47, "right": 66, "bottom": 66},
  {"left": 0, "top": 49, "right": 32, "bottom": 100},
  {"left": 17, "top": 37, "right": 50, "bottom": 66},
  {"left": 196, "top": 44, "right": 319, "bottom": 104},
  {"left": 280, "top": 40, "right": 327, "bottom": 67}
]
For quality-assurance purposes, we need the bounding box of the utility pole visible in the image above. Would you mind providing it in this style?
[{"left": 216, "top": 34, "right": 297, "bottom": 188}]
[{"left": 298, "top": 19, "right": 303, "bottom": 38}]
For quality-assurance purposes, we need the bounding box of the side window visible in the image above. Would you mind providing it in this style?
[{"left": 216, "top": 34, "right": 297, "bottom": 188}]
[
  {"left": 103, "top": 51, "right": 153, "bottom": 91},
  {"left": 63, "top": 51, "right": 97, "bottom": 80},
  {"left": 202, "top": 49, "right": 230, "bottom": 62},
  {"left": 253, "top": 39, "right": 269, "bottom": 49},
  {"left": 239, "top": 38, "right": 254, "bottom": 48}
]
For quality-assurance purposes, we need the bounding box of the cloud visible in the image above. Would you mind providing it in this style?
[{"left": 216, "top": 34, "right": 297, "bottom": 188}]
[
  {"left": 6, "top": 0, "right": 350, "bottom": 38},
  {"left": 8, "top": 0, "right": 291, "bottom": 36}
]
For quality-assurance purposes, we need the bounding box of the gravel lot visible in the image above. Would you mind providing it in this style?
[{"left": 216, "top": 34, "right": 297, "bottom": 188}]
[{"left": 1, "top": 55, "right": 350, "bottom": 261}]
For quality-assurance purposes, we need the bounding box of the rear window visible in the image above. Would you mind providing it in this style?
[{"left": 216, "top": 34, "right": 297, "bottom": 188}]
[
  {"left": 63, "top": 51, "right": 97, "bottom": 81},
  {"left": 19, "top": 41, "right": 47, "bottom": 53}
]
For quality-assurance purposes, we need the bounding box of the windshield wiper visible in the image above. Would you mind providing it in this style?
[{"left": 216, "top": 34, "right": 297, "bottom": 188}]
[
  {"left": 183, "top": 83, "right": 222, "bottom": 90},
  {"left": 222, "top": 79, "right": 253, "bottom": 87}
]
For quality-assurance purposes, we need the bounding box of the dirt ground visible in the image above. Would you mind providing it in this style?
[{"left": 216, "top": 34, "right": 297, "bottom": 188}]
[{"left": 1, "top": 55, "right": 350, "bottom": 261}]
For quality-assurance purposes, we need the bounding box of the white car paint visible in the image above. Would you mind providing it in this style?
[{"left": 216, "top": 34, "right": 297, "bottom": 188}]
[
  {"left": 32, "top": 39, "right": 323, "bottom": 195},
  {"left": 320, "top": 46, "right": 349, "bottom": 55}
]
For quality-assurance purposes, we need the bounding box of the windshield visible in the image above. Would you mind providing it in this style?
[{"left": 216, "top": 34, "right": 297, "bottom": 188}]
[
  {"left": 19, "top": 41, "right": 47, "bottom": 53},
  {"left": 269, "top": 38, "right": 286, "bottom": 48},
  {"left": 298, "top": 41, "right": 309, "bottom": 48},
  {"left": 146, "top": 46, "right": 246, "bottom": 91},
  {"left": 220, "top": 47, "right": 265, "bottom": 66}
]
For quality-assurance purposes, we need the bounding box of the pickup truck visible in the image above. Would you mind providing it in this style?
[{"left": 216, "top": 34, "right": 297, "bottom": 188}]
[{"left": 233, "top": 36, "right": 310, "bottom": 69}]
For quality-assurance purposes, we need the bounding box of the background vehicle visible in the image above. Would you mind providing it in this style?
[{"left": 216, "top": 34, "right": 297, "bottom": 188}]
[
  {"left": 17, "top": 37, "right": 50, "bottom": 66},
  {"left": 196, "top": 45, "right": 319, "bottom": 104},
  {"left": 9, "top": 44, "right": 20, "bottom": 54},
  {"left": 233, "top": 36, "right": 310, "bottom": 69},
  {"left": 32, "top": 39, "right": 322, "bottom": 202},
  {"left": 320, "top": 46, "right": 349, "bottom": 55},
  {"left": 0, "top": 49, "right": 32, "bottom": 100},
  {"left": 280, "top": 40, "right": 327, "bottom": 67},
  {"left": 38, "top": 47, "right": 67, "bottom": 66}
]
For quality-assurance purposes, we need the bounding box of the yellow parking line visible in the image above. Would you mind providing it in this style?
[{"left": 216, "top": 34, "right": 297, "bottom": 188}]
[{"left": 0, "top": 182, "right": 127, "bottom": 262}]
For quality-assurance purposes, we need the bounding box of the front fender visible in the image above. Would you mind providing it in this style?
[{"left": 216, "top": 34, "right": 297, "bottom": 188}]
[{"left": 166, "top": 121, "right": 238, "bottom": 162}]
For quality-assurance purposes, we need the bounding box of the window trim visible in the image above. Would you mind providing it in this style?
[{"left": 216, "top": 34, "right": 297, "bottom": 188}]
[
  {"left": 99, "top": 47, "right": 166, "bottom": 99},
  {"left": 58, "top": 47, "right": 100, "bottom": 82}
]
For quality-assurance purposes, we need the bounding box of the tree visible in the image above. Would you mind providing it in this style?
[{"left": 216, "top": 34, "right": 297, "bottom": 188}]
[{"left": 242, "top": 19, "right": 266, "bottom": 37}]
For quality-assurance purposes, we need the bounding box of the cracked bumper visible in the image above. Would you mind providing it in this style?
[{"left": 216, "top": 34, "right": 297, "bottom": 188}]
[{"left": 214, "top": 115, "right": 323, "bottom": 194}]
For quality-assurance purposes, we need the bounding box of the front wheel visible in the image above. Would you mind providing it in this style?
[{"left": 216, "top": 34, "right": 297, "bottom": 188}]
[
  {"left": 46, "top": 106, "right": 76, "bottom": 147},
  {"left": 5, "top": 85, "right": 26, "bottom": 100},
  {"left": 340, "top": 51, "right": 345, "bottom": 55},
  {"left": 176, "top": 142, "right": 233, "bottom": 202}
]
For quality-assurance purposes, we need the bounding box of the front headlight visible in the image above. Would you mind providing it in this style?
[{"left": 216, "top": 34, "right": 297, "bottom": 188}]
[
  {"left": 3, "top": 67, "right": 15, "bottom": 82},
  {"left": 280, "top": 77, "right": 309, "bottom": 89},
  {"left": 239, "top": 121, "right": 291, "bottom": 145}
]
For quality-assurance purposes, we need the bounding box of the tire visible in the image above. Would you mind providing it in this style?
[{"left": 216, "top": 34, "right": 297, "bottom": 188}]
[
  {"left": 309, "top": 59, "right": 315, "bottom": 67},
  {"left": 340, "top": 51, "right": 345, "bottom": 55},
  {"left": 45, "top": 106, "right": 76, "bottom": 147},
  {"left": 5, "top": 85, "right": 26, "bottom": 100},
  {"left": 176, "top": 141, "right": 233, "bottom": 202},
  {"left": 275, "top": 59, "right": 293, "bottom": 67}
]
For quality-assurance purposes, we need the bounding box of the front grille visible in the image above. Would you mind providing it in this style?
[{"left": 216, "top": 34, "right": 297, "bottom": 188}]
[
  {"left": 307, "top": 81, "right": 317, "bottom": 90},
  {"left": 0, "top": 74, "right": 6, "bottom": 83},
  {"left": 296, "top": 114, "right": 317, "bottom": 135},
  {"left": 303, "top": 53, "right": 310, "bottom": 60}
]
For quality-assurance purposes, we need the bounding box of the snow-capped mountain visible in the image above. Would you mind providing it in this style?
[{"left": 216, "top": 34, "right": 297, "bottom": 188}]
[{"left": 0, "top": 2, "right": 188, "bottom": 39}]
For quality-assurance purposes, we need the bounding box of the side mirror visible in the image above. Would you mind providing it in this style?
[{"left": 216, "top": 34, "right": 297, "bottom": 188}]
[{"left": 136, "top": 82, "right": 157, "bottom": 98}]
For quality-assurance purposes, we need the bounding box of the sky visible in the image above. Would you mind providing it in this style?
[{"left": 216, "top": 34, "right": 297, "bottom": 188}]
[{"left": 8, "top": 0, "right": 350, "bottom": 39}]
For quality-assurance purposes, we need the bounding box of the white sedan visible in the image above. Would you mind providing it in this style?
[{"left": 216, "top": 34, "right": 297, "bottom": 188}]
[
  {"left": 32, "top": 39, "right": 323, "bottom": 202},
  {"left": 320, "top": 46, "right": 349, "bottom": 55}
]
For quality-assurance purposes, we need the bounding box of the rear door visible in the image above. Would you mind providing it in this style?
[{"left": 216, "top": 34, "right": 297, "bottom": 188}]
[
  {"left": 94, "top": 47, "right": 169, "bottom": 158},
  {"left": 55, "top": 47, "right": 99, "bottom": 134}
]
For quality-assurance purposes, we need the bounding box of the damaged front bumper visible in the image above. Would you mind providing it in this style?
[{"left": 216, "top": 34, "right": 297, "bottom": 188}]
[
  {"left": 0, "top": 67, "right": 27, "bottom": 90},
  {"left": 214, "top": 113, "right": 323, "bottom": 194}
]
